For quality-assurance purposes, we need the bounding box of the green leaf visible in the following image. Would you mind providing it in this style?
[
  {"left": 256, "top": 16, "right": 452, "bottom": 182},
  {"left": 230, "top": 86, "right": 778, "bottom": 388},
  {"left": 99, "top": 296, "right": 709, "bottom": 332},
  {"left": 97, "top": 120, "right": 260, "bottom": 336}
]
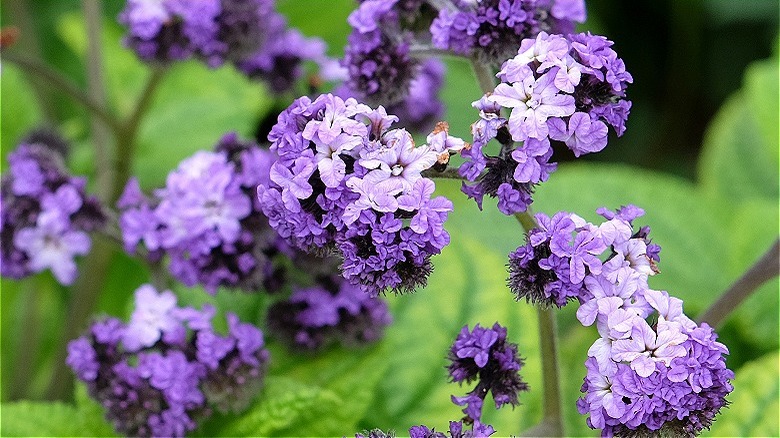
[
  {"left": 1, "top": 385, "right": 116, "bottom": 437},
  {"left": 0, "top": 65, "right": 44, "bottom": 166},
  {"left": 703, "top": 351, "right": 780, "bottom": 437},
  {"left": 132, "top": 63, "right": 272, "bottom": 189},
  {"left": 195, "top": 376, "right": 342, "bottom": 436},
  {"left": 698, "top": 55, "right": 779, "bottom": 201},
  {"left": 357, "top": 236, "right": 543, "bottom": 435},
  {"left": 198, "top": 341, "right": 391, "bottom": 436},
  {"left": 0, "top": 401, "right": 85, "bottom": 437}
]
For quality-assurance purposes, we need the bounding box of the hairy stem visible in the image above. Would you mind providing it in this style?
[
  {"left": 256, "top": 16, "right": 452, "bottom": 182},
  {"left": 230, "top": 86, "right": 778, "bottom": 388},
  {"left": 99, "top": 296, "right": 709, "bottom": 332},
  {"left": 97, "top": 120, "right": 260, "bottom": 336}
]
[
  {"left": 3, "top": 51, "right": 122, "bottom": 133},
  {"left": 422, "top": 166, "right": 465, "bottom": 180},
  {"left": 698, "top": 239, "right": 779, "bottom": 327},
  {"left": 112, "top": 67, "right": 167, "bottom": 202},
  {"left": 82, "top": 0, "right": 114, "bottom": 201}
]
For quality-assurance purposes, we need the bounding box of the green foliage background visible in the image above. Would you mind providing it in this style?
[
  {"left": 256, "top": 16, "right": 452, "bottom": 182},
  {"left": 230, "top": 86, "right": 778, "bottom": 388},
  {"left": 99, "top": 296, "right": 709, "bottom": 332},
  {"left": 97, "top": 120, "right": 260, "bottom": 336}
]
[{"left": 0, "top": 1, "right": 777, "bottom": 436}]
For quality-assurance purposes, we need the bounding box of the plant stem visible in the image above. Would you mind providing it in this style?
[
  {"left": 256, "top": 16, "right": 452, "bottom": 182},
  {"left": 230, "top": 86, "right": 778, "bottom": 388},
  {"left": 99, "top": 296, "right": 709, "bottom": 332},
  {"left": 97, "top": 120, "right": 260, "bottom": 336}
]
[
  {"left": 471, "top": 55, "right": 564, "bottom": 434},
  {"left": 421, "top": 167, "right": 465, "bottom": 180},
  {"left": 8, "top": 280, "right": 41, "bottom": 400},
  {"left": 82, "top": 0, "right": 114, "bottom": 202},
  {"left": 3, "top": 51, "right": 122, "bottom": 133},
  {"left": 514, "top": 211, "right": 564, "bottom": 436},
  {"left": 470, "top": 54, "right": 497, "bottom": 94},
  {"left": 698, "top": 239, "right": 779, "bottom": 327},
  {"left": 408, "top": 44, "right": 463, "bottom": 60},
  {"left": 44, "top": 238, "right": 115, "bottom": 401},
  {"left": 112, "top": 67, "right": 167, "bottom": 202},
  {"left": 534, "top": 307, "right": 564, "bottom": 436}
]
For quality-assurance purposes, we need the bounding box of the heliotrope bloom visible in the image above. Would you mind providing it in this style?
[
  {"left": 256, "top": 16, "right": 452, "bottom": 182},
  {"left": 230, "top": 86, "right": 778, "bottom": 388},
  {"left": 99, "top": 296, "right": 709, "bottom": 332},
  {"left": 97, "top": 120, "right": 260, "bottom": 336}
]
[
  {"left": 67, "top": 284, "right": 270, "bottom": 438},
  {"left": 459, "top": 31, "right": 632, "bottom": 215},
  {"left": 118, "top": 133, "right": 292, "bottom": 294},
  {"left": 430, "top": 0, "right": 586, "bottom": 65},
  {"left": 507, "top": 205, "right": 658, "bottom": 308},
  {"left": 257, "top": 93, "right": 464, "bottom": 295},
  {"left": 447, "top": 323, "right": 529, "bottom": 423},
  {"left": 341, "top": 0, "right": 442, "bottom": 112},
  {"left": 337, "top": 58, "right": 447, "bottom": 134},
  {"left": 0, "top": 130, "right": 106, "bottom": 285},
  {"left": 266, "top": 274, "right": 392, "bottom": 350},
  {"left": 119, "top": 0, "right": 333, "bottom": 92}
]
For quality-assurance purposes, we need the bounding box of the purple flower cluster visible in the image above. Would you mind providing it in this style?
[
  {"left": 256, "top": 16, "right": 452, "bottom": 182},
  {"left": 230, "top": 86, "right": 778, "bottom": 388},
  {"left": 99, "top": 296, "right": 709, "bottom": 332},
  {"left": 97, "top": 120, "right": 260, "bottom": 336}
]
[
  {"left": 508, "top": 205, "right": 659, "bottom": 307},
  {"left": 459, "top": 31, "right": 633, "bottom": 215},
  {"left": 341, "top": 0, "right": 428, "bottom": 106},
  {"left": 337, "top": 58, "right": 447, "bottom": 134},
  {"left": 234, "top": 11, "right": 333, "bottom": 93},
  {"left": 577, "top": 289, "right": 734, "bottom": 437},
  {"left": 67, "top": 284, "right": 270, "bottom": 437},
  {"left": 447, "top": 323, "right": 528, "bottom": 423},
  {"left": 258, "top": 94, "right": 465, "bottom": 295},
  {"left": 1, "top": 130, "right": 106, "bottom": 285},
  {"left": 430, "top": 0, "right": 586, "bottom": 64},
  {"left": 118, "top": 133, "right": 289, "bottom": 294},
  {"left": 267, "top": 274, "right": 392, "bottom": 350},
  {"left": 119, "top": 0, "right": 331, "bottom": 92},
  {"left": 507, "top": 205, "right": 732, "bottom": 435},
  {"left": 409, "top": 420, "right": 496, "bottom": 438}
]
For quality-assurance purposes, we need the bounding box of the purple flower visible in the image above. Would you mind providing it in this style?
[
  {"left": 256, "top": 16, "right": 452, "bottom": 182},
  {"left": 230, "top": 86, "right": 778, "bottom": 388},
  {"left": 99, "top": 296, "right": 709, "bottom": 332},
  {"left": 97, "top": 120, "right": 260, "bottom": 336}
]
[
  {"left": 430, "top": 0, "right": 585, "bottom": 65},
  {"left": 267, "top": 275, "right": 392, "bottom": 350},
  {"left": 569, "top": 206, "right": 732, "bottom": 436},
  {"left": 260, "top": 94, "right": 457, "bottom": 295},
  {"left": 123, "top": 285, "right": 180, "bottom": 351},
  {"left": 67, "top": 284, "right": 271, "bottom": 435},
  {"left": 488, "top": 71, "right": 576, "bottom": 141},
  {"left": 548, "top": 112, "right": 608, "bottom": 156},
  {"left": 66, "top": 337, "right": 99, "bottom": 381},
  {"left": 447, "top": 323, "right": 528, "bottom": 422},
  {"left": 1, "top": 132, "right": 105, "bottom": 284},
  {"left": 119, "top": 134, "right": 296, "bottom": 293}
]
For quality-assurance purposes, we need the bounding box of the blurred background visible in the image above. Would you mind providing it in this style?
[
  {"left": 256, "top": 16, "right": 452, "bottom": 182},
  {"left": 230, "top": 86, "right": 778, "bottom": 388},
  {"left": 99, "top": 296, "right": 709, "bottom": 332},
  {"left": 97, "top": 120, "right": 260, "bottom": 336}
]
[{"left": 1, "top": 0, "right": 778, "bottom": 436}]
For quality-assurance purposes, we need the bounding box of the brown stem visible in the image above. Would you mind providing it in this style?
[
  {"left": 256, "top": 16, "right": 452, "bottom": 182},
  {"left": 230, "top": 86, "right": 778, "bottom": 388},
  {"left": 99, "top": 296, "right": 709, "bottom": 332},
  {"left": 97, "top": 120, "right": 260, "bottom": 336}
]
[{"left": 698, "top": 239, "right": 779, "bottom": 327}]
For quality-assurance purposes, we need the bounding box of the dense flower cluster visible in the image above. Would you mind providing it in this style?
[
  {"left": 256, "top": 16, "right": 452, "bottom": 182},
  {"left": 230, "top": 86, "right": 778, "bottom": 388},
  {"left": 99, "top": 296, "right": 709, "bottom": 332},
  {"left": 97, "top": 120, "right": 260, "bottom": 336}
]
[
  {"left": 258, "top": 93, "right": 465, "bottom": 295},
  {"left": 341, "top": 0, "right": 430, "bottom": 106},
  {"left": 337, "top": 58, "right": 446, "bottom": 133},
  {"left": 507, "top": 205, "right": 732, "bottom": 435},
  {"left": 447, "top": 323, "right": 528, "bottom": 423},
  {"left": 1, "top": 130, "right": 106, "bottom": 285},
  {"left": 409, "top": 421, "right": 496, "bottom": 438},
  {"left": 67, "top": 284, "right": 270, "bottom": 437},
  {"left": 267, "top": 274, "right": 392, "bottom": 350},
  {"left": 460, "top": 31, "right": 633, "bottom": 214},
  {"left": 118, "top": 133, "right": 290, "bottom": 294},
  {"left": 507, "top": 205, "right": 659, "bottom": 307},
  {"left": 430, "top": 0, "right": 586, "bottom": 64},
  {"left": 577, "top": 298, "right": 734, "bottom": 437},
  {"left": 119, "top": 0, "right": 330, "bottom": 92}
]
